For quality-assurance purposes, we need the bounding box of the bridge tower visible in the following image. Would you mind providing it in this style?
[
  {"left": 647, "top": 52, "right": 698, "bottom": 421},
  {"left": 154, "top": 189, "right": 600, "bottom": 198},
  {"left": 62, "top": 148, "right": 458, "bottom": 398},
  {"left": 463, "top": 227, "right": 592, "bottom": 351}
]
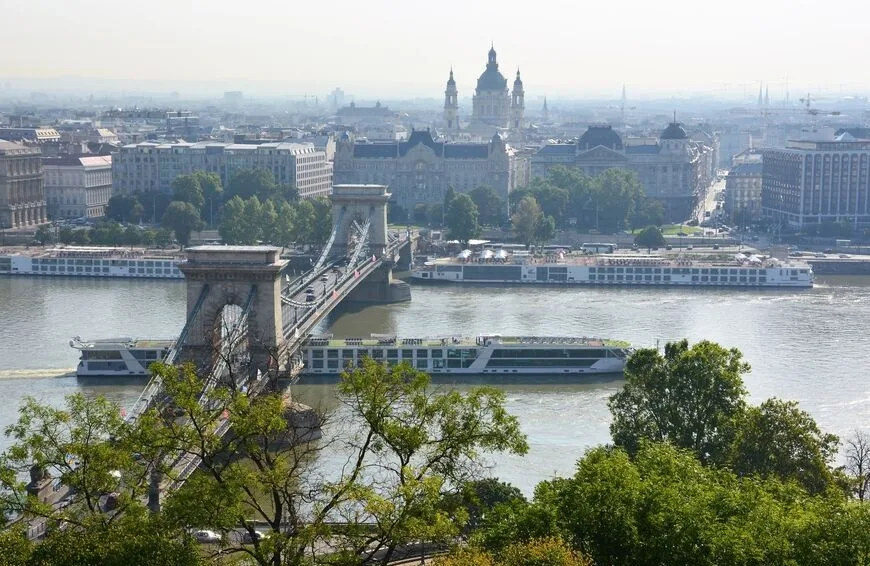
[
  {"left": 178, "top": 246, "right": 287, "bottom": 371},
  {"left": 331, "top": 184, "right": 410, "bottom": 303},
  {"left": 331, "top": 184, "right": 390, "bottom": 257}
]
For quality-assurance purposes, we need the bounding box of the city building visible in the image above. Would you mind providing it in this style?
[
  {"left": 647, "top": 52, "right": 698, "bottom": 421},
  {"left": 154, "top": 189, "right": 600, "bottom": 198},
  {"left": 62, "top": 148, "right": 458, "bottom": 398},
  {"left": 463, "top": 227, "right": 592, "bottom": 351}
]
[
  {"left": 165, "top": 111, "right": 200, "bottom": 139},
  {"left": 532, "top": 121, "right": 714, "bottom": 221},
  {"left": 0, "top": 127, "right": 61, "bottom": 145},
  {"left": 0, "top": 140, "right": 46, "bottom": 228},
  {"left": 442, "top": 46, "right": 525, "bottom": 135},
  {"left": 762, "top": 135, "right": 870, "bottom": 228},
  {"left": 333, "top": 129, "right": 529, "bottom": 212},
  {"left": 43, "top": 155, "right": 112, "bottom": 219},
  {"left": 725, "top": 162, "right": 763, "bottom": 223},
  {"left": 112, "top": 141, "right": 332, "bottom": 199}
]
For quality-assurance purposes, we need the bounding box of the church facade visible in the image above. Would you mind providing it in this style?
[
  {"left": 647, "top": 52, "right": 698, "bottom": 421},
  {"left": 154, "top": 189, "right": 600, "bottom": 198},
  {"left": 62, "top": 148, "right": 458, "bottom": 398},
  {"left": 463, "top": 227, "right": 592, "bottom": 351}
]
[
  {"left": 333, "top": 129, "right": 529, "bottom": 213},
  {"left": 532, "top": 122, "right": 715, "bottom": 221},
  {"left": 443, "top": 46, "right": 525, "bottom": 135}
]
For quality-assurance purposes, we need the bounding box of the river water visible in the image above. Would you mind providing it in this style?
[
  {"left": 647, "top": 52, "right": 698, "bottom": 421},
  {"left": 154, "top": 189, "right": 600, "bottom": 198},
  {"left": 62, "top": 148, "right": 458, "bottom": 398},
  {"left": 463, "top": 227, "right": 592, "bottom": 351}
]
[{"left": 0, "top": 275, "right": 868, "bottom": 493}]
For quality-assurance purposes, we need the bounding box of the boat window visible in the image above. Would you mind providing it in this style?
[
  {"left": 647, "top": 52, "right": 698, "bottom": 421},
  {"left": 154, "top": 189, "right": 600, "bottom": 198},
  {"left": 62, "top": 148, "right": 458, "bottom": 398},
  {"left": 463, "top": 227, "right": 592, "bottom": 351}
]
[
  {"left": 401, "top": 349, "right": 413, "bottom": 358},
  {"left": 387, "top": 349, "right": 398, "bottom": 359},
  {"left": 342, "top": 349, "right": 354, "bottom": 359},
  {"left": 416, "top": 360, "right": 428, "bottom": 370},
  {"left": 327, "top": 349, "right": 338, "bottom": 359},
  {"left": 431, "top": 349, "right": 443, "bottom": 358},
  {"left": 448, "top": 359, "right": 462, "bottom": 368},
  {"left": 416, "top": 349, "right": 428, "bottom": 358},
  {"left": 312, "top": 350, "right": 323, "bottom": 359},
  {"left": 433, "top": 359, "right": 446, "bottom": 369}
]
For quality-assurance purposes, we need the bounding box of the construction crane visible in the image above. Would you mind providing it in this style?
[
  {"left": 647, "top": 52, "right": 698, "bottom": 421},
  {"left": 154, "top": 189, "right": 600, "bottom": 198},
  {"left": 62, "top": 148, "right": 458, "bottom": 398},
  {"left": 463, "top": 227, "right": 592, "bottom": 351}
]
[{"left": 799, "top": 93, "right": 842, "bottom": 117}]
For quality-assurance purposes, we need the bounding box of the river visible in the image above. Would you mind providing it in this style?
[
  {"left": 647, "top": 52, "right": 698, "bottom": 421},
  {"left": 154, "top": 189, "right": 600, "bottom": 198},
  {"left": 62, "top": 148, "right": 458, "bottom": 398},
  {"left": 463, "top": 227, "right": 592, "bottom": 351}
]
[{"left": 0, "top": 275, "right": 868, "bottom": 493}]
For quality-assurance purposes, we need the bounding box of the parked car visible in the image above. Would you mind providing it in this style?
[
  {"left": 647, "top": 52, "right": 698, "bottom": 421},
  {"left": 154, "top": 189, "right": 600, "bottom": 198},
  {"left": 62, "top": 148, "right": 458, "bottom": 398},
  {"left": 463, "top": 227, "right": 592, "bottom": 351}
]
[
  {"left": 193, "top": 530, "right": 221, "bottom": 543},
  {"left": 840, "top": 254, "right": 851, "bottom": 258},
  {"left": 306, "top": 292, "right": 316, "bottom": 302},
  {"left": 242, "top": 530, "right": 265, "bottom": 544},
  {"left": 712, "top": 244, "right": 720, "bottom": 250},
  {"left": 319, "top": 275, "right": 328, "bottom": 282}
]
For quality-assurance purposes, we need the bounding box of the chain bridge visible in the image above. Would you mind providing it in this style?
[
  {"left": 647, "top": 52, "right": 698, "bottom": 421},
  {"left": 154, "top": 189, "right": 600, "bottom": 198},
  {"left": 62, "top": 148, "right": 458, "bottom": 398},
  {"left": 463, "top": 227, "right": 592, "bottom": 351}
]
[{"left": 125, "top": 184, "right": 412, "bottom": 502}]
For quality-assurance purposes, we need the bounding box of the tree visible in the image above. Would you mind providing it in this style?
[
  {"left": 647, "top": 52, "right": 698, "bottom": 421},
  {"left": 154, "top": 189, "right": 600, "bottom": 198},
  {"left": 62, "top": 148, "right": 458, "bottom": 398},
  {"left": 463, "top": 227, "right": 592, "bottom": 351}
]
[
  {"left": 631, "top": 198, "right": 665, "bottom": 229},
  {"left": 845, "top": 430, "right": 870, "bottom": 502},
  {"left": 218, "top": 195, "right": 246, "bottom": 244},
  {"left": 0, "top": 394, "right": 201, "bottom": 565},
  {"left": 634, "top": 225, "right": 666, "bottom": 251},
  {"left": 530, "top": 183, "right": 569, "bottom": 227},
  {"left": 435, "top": 538, "right": 592, "bottom": 566},
  {"left": 152, "top": 358, "right": 528, "bottom": 566},
  {"left": 34, "top": 225, "right": 53, "bottom": 245},
  {"left": 154, "top": 228, "right": 173, "bottom": 248},
  {"left": 443, "top": 478, "right": 526, "bottom": 534},
  {"left": 105, "top": 194, "right": 140, "bottom": 223},
  {"left": 443, "top": 186, "right": 457, "bottom": 220},
  {"left": 171, "top": 174, "right": 205, "bottom": 212},
  {"left": 122, "top": 225, "right": 142, "bottom": 247},
  {"left": 259, "top": 199, "right": 278, "bottom": 243},
  {"left": 468, "top": 186, "right": 505, "bottom": 227},
  {"left": 273, "top": 200, "right": 296, "bottom": 248},
  {"left": 590, "top": 169, "right": 644, "bottom": 233},
  {"left": 534, "top": 215, "right": 556, "bottom": 248},
  {"left": 58, "top": 227, "right": 75, "bottom": 244},
  {"left": 308, "top": 197, "right": 333, "bottom": 246},
  {"left": 446, "top": 193, "right": 481, "bottom": 246},
  {"left": 226, "top": 168, "right": 278, "bottom": 202},
  {"left": 729, "top": 398, "right": 839, "bottom": 494},
  {"left": 291, "top": 199, "right": 316, "bottom": 243},
  {"left": 511, "top": 196, "right": 542, "bottom": 247},
  {"left": 161, "top": 201, "right": 203, "bottom": 247},
  {"left": 608, "top": 339, "right": 749, "bottom": 464},
  {"left": 191, "top": 170, "right": 222, "bottom": 225}
]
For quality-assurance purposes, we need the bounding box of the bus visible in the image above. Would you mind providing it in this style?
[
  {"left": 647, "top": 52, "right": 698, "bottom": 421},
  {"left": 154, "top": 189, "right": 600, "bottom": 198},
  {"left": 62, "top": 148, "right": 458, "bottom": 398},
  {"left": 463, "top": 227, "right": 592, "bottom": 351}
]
[{"left": 581, "top": 242, "right": 618, "bottom": 254}]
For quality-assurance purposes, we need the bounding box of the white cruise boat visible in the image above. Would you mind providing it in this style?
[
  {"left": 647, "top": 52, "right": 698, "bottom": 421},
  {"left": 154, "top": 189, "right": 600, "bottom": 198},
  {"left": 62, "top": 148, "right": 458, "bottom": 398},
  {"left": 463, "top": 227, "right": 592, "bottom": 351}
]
[
  {"left": 71, "top": 337, "right": 174, "bottom": 377},
  {"left": 0, "top": 246, "right": 184, "bottom": 279},
  {"left": 301, "top": 334, "right": 632, "bottom": 376},
  {"left": 71, "top": 334, "right": 633, "bottom": 378},
  {"left": 412, "top": 251, "right": 813, "bottom": 288}
]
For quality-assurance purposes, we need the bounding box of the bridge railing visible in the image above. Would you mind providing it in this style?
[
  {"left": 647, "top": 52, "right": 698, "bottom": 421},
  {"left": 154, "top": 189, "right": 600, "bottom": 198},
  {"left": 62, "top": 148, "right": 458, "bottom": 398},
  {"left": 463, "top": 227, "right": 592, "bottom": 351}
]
[{"left": 125, "top": 284, "right": 211, "bottom": 422}]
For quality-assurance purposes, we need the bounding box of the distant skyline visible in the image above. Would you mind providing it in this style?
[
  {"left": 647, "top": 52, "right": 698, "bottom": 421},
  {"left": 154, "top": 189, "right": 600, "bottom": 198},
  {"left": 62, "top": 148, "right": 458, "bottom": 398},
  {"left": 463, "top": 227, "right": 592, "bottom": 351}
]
[{"left": 3, "top": 0, "right": 869, "bottom": 100}]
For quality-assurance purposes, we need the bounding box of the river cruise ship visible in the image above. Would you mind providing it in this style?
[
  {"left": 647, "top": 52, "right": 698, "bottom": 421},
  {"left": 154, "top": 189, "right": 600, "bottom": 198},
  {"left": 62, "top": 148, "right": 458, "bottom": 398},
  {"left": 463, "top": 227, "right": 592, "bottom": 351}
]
[
  {"left": 411, "top": 251, "right": 813, "bottom": 288},
  {"left": 301, "top": 334, "right": 632, "bottom": 376},
  {"left": 71, "top": 337, "right": 174, "bottom": 377},
  {"left": 0, "top": 246, "right": 184, "bottom": 279},
  {"left": 71, "top": 334, "right": 632, "bottom": 377}
]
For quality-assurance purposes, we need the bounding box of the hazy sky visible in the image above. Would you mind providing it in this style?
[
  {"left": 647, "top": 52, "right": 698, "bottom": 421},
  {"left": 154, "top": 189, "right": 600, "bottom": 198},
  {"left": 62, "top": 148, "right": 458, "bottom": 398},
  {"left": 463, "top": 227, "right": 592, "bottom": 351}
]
[{"left": 3, "top": 0, "right": 867, "bottom": 99}]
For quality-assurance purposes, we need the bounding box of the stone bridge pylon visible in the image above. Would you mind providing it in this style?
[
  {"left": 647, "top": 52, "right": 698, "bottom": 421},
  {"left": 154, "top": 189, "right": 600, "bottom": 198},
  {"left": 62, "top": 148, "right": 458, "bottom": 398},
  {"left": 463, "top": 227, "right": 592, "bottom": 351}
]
[{"left": 178, "top": 246, "right": 287, "bottom": 371}]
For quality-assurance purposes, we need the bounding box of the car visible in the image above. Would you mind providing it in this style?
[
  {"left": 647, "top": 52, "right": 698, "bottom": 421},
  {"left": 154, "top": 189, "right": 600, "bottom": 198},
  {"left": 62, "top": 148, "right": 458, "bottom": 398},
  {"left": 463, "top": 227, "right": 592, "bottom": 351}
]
[
  {"left": 666, "top": 245, "right": 673, "bottom": 251},
  {"left": 790, "top": 252, "right": 804, "bottom": 257},
  {"left": 242, "top": 530, "right": 265, "bottom": 544},
  {"left": 712, "top": 244, "right": 720, "bottom": 250},
  {"left": 305, "top": 287, "right": 314, "bottom": 294},
  {"left": 319, "top": 275, "right": 328, "bottom": 282},
  {"left": 824, "top": 249, "right": 835, "bottom": 254},
  {"left": 193, "top": 530, "right": 221, "bottom": 543},
  {"left": 839, "top": 254, "right": 851, "bottom": 258},
  {"left": 814, "top": 252, "right": 825, "bottom": 258}
]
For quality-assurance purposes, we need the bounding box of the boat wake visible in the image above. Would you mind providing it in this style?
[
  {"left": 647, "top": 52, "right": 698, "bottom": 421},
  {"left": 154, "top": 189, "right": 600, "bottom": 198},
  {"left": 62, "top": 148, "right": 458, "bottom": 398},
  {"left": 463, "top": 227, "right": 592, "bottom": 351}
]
[{"left": 0, "top": 368, "right": 75, "bottom": 379}]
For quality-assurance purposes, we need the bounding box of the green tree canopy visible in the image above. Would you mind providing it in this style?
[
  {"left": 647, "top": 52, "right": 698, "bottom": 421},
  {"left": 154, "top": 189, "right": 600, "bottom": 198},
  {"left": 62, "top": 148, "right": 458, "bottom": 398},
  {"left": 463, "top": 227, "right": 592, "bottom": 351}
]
[
  {"left": 534, "top": 215, "right": 556, "bottom": 248},
  {"left": 608, "top": 339, "right": 749, "bottom": 464},
  {"left": 511, "top": 196, "right": 542, "bottom": 247},
  {"left": 161, "top": 201, "right": 203, "bottom": 247},
  {"left": 171, "top": 174, "right": 205, "bottom": 212},
  {"left": 729, "top": 398, "right": 839, "bottom": 494},
  {"left": 105, "top": 194, "right": 141, "bottom": 223},
  {"left": 446, "top": 193, "right": 481, "bottom": 246},
  {"left": 634, "top": 225, "right": 666, "bottom": 250},
  {"left": 226, "top": 168, "right": 278, "bottom": 202},
  {"left": 468, "top": 186, "right": 506, "bottom": 226}
]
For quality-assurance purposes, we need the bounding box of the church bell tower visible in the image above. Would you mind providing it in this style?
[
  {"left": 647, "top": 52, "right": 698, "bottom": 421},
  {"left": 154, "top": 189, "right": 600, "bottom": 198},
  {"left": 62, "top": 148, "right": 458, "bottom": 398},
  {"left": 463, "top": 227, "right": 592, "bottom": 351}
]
[
  {"left": 511, "top": 69, "right": 525, "bottom": 130},
  {"left": 444, "top": 68, "right": 459, "bottom": 133}
]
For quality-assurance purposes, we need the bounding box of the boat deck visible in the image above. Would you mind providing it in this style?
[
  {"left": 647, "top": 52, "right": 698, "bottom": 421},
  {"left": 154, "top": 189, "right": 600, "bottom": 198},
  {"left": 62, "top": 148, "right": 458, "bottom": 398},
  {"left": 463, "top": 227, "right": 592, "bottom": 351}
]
[{"left": 306, "top": 336, "right": 630, "bottom": 348}]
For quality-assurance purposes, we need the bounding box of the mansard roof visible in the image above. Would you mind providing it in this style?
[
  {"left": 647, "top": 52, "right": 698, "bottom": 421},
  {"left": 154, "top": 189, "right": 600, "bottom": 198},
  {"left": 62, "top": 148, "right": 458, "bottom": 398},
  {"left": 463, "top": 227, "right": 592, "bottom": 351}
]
[
  {"left": 537, "top": 144, "right": 577, "bottom": 156},
  {"left": 579, "top": 125, "right": 623, "bottom": 151},
  {"left": 625, "top": 144, "right": 662, "bottom": 155},
  {"left": 350, "top": 129, "right": 492, "bottom": 160}
]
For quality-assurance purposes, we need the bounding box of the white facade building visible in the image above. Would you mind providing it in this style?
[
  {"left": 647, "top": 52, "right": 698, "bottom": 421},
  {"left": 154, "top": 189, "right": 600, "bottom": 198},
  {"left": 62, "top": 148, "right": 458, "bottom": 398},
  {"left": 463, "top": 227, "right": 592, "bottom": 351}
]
[
  {"left": 44, "top": 156, "right": 112, "bottom": 219},
  {"left": 112, "top": 141, "right": 332, "bottom": 199}
]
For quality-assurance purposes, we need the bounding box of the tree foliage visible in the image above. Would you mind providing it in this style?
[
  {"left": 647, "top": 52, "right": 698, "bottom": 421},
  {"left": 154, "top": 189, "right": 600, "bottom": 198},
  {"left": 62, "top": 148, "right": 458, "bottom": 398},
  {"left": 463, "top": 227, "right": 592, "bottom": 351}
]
[
  {"left": 468, "top": 186, "right": 505, "bottom": 227},
  {"left": 729, "top": 398, "right": 839, "bottom": 494},
  {"left": 171, "top": 174, "right": 205, "bottom": 212},
  {"left": 161, "top": 201, "right": 203, "bottom": 247},
  {"left": 511, "top": 196, "right": 542, "bottom": 247},
  {"left": 608, "top": 339, "right": 749, "bottom": 464},
  {"left": 445, "top": 193, "right": 481, "bottom": 246},
  {"left": 634, "top": 225, "right": 666, "bottom": 250}
]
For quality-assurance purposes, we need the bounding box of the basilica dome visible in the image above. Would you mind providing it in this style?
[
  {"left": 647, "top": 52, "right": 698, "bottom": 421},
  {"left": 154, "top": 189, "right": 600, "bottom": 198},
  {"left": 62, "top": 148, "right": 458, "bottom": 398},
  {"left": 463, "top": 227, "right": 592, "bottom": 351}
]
[{"left": 476, "top": 46, "right": 508, "bottom": 92}]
